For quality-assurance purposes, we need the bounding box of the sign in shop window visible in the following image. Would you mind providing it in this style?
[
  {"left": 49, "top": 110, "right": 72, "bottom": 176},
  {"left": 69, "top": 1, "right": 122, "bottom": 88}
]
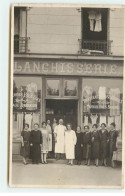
[{"left": 13, "top": 77, "right": 41, "bottom": 111}]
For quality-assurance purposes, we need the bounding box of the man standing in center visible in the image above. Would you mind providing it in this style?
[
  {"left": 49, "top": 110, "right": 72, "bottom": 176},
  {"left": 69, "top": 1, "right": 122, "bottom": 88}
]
[{"left": 54, "top": 119, "right": 66, "bottom": 160}]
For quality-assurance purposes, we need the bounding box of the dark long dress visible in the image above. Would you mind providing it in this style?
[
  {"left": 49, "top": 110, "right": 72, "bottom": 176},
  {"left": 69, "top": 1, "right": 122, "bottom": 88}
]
[
  {"left": 108, "top": 130, "right": 118, "bottom": 159},
  {"left": 30, "top": 130, "right": 42, "bottom": 163},
  {"left": 20, "top": 130, "right": 30, "bottom": 158},
  {"left": 82, "top": 131, "right": 92, "bottom": 159},
  {"left": 75, "top": 132, "right": 83, "bottom": 161},
  {"left": 99, "top": 129, "right": 109, "bottom": 159},
  {"left": 91, "top": 130, "right": 101, "bottom": 159}
]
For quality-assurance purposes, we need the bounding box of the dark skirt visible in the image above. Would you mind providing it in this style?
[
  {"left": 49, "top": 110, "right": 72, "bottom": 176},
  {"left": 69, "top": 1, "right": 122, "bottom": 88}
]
[
  {"left": 75, "top": 144, "right": 83, "bottom": 161},
  {"left": 83, "top": 144, "right": 91, "bottom": 159},
  {"left": 30, "top": 143, "right": 41, "bottom": 162},
  {"left": 108, "top": 141, "right": 117, "bottom": 159},
  {"left": 92, "top": 141, "right": 100, "bottom": 159},
  {"left": 20, "top": 141, "right": 30, "bottom": 158},
  {"left": 100, "top": 141, "right": 108, "bottom": 159}
]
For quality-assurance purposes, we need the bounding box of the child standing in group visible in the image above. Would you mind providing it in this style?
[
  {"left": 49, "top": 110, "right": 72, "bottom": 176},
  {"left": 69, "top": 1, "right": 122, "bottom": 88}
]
[
  {"left": 75, "top": 126, "right": 83, "bottom": 165},
  {"left": 82, "top": 125, "right": 92, "bottom": 166},
  {"left": 20, "top": 123, "right": 30, "bottom": 165},
  {"left": 65, "top": 123, "right": 77, "bottom": 165},
  {"left": 41, "top": 122, "right": 49, "bottom": 164}
]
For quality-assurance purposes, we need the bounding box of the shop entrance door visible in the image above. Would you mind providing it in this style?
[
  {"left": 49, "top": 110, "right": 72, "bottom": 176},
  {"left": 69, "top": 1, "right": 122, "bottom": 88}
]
[{"left": 46, "top": 100, "right": 78, "bottom": 130}]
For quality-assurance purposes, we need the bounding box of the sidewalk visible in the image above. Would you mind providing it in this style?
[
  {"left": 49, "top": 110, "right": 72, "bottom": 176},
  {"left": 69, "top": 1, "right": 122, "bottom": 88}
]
[{"left": 11, "top": 159, "right": 122, "bottom": 188}]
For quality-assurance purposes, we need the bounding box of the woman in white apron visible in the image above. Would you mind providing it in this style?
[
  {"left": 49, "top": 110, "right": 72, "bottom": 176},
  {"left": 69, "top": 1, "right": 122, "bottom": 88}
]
[{"left": 65, "top": 123, "right": 77, "bottom": 165}]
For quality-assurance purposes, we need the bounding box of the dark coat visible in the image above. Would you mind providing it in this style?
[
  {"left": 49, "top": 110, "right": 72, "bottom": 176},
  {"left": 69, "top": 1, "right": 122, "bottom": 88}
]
[
  {"left": 99, "top": 129, "right": 109, "bottom": 159},
  {"left": 91, "top": 130, "right": 101, "bottom": 159},
  {"left": 82, "top": 131, "right": 92, "bottom": 159},
  {"left": 108, "top": 130, "right": 118, "bottom": 158},
  {"left": 20, "top": 130, "right": 30, "bottom": 158},
  {"left": 30, "top": 130, "right": 42, "bottom": 163},
  {"left": 75, "top": 132, "right": 83, "bottom": 161}
]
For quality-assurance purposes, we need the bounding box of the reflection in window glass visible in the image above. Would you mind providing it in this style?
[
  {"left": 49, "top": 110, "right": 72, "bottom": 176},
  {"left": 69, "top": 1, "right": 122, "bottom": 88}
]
[
  {"left": 47, "top": 79, "right": 59, "bottom": 96},
  {"left": 64, "top": 80, "right": 77, "bottom": 96}
]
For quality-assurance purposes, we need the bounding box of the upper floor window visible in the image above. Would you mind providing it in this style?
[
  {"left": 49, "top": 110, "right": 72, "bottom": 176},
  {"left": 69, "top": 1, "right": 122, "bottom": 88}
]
[
  {"left": 14, "top": 7, "right": 28, "bottom": 54},
  {"left": 81, "top": 8, "right": 111, "bottom": 55}
]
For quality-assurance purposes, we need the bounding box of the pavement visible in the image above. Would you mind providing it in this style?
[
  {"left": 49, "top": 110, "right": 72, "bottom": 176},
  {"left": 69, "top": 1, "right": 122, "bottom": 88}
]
[{"left": 11, "top": 159, "right": 122, "bottom": 188}]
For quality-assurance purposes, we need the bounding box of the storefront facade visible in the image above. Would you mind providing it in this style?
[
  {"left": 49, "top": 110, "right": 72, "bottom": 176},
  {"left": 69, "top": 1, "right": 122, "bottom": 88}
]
[{"left": 13, "top": 56, "right": 123, "bottom": 160}]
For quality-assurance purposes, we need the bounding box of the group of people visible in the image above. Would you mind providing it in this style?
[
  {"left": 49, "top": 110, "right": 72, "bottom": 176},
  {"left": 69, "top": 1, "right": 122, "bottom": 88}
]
[{"left": 20, "top": 118, "right": 118, "bottom": 167}]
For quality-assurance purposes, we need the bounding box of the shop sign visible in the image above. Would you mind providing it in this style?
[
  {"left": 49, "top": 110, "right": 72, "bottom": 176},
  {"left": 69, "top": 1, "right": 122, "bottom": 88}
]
[{"left": 14, "top": 59, "right": 123, "bottom": 77}]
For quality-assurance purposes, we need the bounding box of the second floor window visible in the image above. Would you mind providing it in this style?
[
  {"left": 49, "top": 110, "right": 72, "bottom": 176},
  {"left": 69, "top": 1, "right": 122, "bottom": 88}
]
[{"left": 82, "top": 8, "right": 110, "bottom": 55}]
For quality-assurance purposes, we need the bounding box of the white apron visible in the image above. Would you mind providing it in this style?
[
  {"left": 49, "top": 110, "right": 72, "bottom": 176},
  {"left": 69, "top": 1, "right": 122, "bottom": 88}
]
[
  {"left": 54, "top": 125, "right": 66, "bottom": 153},
  {"left": 65, "top": 130, "right": 77, "bottom": 159}
]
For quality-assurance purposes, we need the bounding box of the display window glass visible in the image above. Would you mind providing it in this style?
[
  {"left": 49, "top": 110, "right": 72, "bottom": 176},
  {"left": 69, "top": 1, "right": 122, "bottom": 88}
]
[
  {"left": 82, "top": 78, "right": 123, "bottom": 132},
  {"left": 46, "top": 79, "right": 60, "bottom": 96},
  {"left": 13, "top": 76, "right": 42, "bottom": 137},
  {"left": 64, "top": 79, "right": 78, "bottom": 97}
]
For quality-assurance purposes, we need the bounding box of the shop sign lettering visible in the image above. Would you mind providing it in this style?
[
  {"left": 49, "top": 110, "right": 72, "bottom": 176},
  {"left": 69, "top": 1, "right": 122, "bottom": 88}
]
[{"left": 14, "top": 59, "right": 123, "bottom": 77}]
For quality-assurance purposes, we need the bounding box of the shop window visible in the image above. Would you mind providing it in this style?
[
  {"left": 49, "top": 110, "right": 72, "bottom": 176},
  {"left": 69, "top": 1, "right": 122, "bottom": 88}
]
[
  {"left": 82, "top": 78, "right": 123, "bottom": 134},
  {"left": 46, "top": 79, "right": 60, "bottom": 96},
  {"left": 64, "top": 79, "right": 78, "bottom": 97},
  {"left": 81, "top": 8, "right": 111, "bottom": 55},
  {"left": 13, "top": 77, "right": 41, "bottom": 138}
]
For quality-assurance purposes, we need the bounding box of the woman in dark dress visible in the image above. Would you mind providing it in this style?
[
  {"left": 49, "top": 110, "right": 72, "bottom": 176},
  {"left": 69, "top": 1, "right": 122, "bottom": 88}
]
[
  {"left": 99, "top": 123, "right": 109, "bottom": 167},
  {"left": 20, "top": 123, "right": 30, "bottom": 165},
  {"left": 91, "top": 124, "right": 101, "bottom": 167},
  {"left": 30, "top": 123, "right": 42, "bottom": 164},
  {"left": 108, "top": 122, "right": 118, "bottom": 167},
  {"left": 75, "top": 126, "right": 83, "bottom": 165},
  {"left": 82, "top": 125, "right": 92, "bottom": 166}
]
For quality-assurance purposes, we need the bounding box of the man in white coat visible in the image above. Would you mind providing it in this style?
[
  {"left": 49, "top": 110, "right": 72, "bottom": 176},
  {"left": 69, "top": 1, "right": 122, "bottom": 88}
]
[{"left": 54, "top": 119, "right": 66, "bottom": 160}]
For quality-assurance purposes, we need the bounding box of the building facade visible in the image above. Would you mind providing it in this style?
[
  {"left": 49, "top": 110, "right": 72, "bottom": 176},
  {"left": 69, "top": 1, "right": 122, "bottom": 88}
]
[{"left": 13, "top": 7, "right": 124, "bottom": 160}]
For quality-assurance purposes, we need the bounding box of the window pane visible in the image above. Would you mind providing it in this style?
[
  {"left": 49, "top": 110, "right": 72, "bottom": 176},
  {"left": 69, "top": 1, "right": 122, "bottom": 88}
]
[
  {"left": 46, "top": 79, "right": 59, "bottom": 96},
  {"left": 64, "top": 80, "right": 77, "bottom": 96}
]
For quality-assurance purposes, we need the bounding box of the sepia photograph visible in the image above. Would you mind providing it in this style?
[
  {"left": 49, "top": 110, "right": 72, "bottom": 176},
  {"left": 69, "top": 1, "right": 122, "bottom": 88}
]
[{"left": 9, "top": 4, "right": 124, "bottom": 188}]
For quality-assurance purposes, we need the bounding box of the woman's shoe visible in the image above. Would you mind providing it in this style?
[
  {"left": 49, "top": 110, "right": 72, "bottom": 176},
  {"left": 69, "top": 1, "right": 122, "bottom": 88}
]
[{"left": 44, "top": 161, "right": 48, "bottom": 164}]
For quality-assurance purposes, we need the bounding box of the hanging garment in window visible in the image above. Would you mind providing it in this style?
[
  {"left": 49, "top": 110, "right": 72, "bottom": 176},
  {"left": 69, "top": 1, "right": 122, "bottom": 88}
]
[
  {"left": 88, "top": 10, "right": 96, "bottom": 31},
  {"left": 83, "top": 86, "right": 92, "bottom": 112},
  {"left": 32, "top": 113, "right": 40, "bottom": 127},
  {"left": 100, "top": 114, "right": 106, "bottom": 125},
  {"left": 94, "top": 12, "right": 102, "bottom": 32},
  {"left": 108, "top": 116, "right": 114, "bottom": 126},
  {"left": 91, "top": 114, "right": 98, "bottom": 125},
  {"left": 98, "top": 86, "right": 106, "bottom": 109},
  {"left": 99, "top": 86, "right": 106, "bottom": 100},
  {"left": 26, "top": 83, "right": 38, "bottom": 111},
  {"left": 25, "top": 114, "right": 33, "bottom": 130},
  {"left": 84, "top": 115, "right": 89, "bottom": 126},
  {"left": 115, "top": 115, "right": 121, "bottom": 131},
  {"left": 109, "top": 88, "right": 120, "bottom": 116},
  {"left": 17, "top": 113, "right": 24, "bottom": 134}
]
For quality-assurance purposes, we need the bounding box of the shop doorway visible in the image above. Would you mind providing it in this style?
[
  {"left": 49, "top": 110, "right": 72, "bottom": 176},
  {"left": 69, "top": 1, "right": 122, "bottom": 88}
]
[{"left": 46, "top": 100, "right": 78, "bottom": 130}]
